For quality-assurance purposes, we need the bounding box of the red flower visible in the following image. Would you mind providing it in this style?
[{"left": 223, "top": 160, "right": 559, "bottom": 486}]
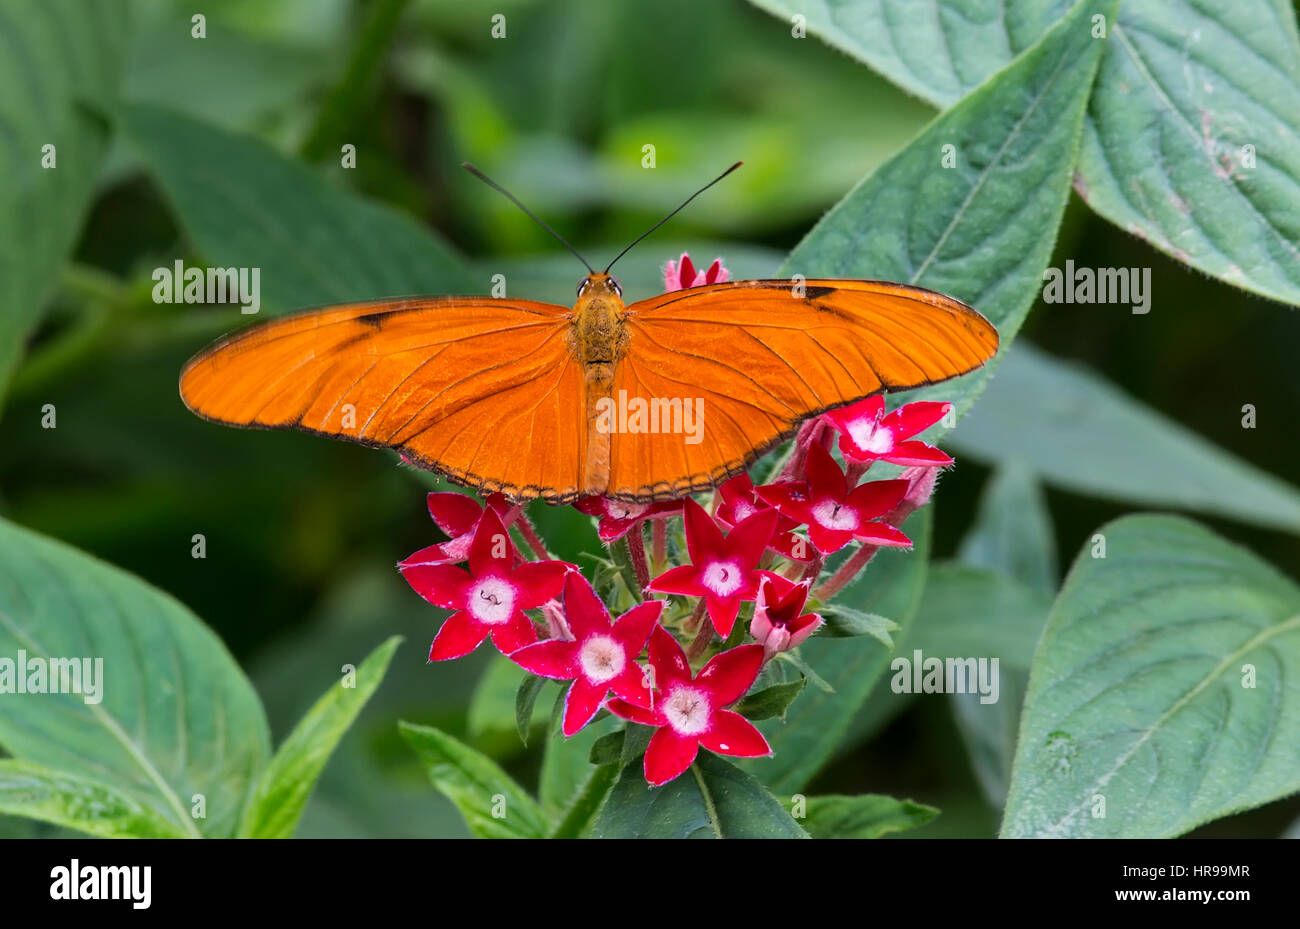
[
  {"left": 824, "top": 396, "right": 953, "bottom": 467},
  {"left": 756, "top": 444, "right": 911, "bottom": 554},
  {"left": 608, "top": 626, "right": 769, "bottom": 785},
  {"left": 573, "top": 496, "right": 682, "bottom": 543},
  {"left": 400, "top": 509, "right": 570, "bottom": 660},
  {"left": 663, "top": 252, "right": 729, "bottom": 292},
  {"left": 715, "top": 473, "right": 811, "bottom": 562},
  {"left": 647, "top": 498, "right": 776, "bottom": 636},
  {"left": 510, "top": 573, "right": 662, "bottom": 736},
  {"left": 750, "top": 572, "right": 823, "bottom": 658},
  {"left": 399, "top": 492, "right": 516, "bottom": 568}
]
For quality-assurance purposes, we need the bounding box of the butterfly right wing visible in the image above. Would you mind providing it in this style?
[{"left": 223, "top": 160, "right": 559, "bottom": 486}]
[{"left": 180, "top": 297, "right": 589, "bottom": 501}]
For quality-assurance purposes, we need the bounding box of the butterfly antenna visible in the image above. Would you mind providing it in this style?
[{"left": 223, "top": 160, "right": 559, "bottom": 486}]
[
  {"left": 603, "top": 161, "right": 743, "bottom": 274},
  {"left": 461, "top": 162, "right": 594, "bottom": 274}
]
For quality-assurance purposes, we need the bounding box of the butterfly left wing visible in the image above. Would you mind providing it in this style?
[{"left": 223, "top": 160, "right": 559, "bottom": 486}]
[
  {"left": 180, "top": 297, "right": 589, "bottom": 501},
  {"left": 605, "top": 279, "right": 998, "bottom": 501}
]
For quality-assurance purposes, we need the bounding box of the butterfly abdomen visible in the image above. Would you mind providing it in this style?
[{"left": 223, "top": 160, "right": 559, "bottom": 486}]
[{"left": 574, "top": 280, "right": 628, "bottom": 496}]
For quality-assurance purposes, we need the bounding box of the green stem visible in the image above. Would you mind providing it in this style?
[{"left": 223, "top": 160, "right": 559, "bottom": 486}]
[{"left": 551, "top": 764, "right": 618, "bottom": 839}]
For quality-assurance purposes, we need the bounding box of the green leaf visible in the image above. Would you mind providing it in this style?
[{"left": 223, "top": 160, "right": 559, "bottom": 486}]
[
  {"left": 119, "top": 102, "right": 473, "bottom": 315},
  {"left": 1075, "top": 0, "right": 1300, "bottom": 306},
  {"left": 515, "top": 673, "right": 548, "bottom": 747},
  {"left": 0, "top": 0, "right": 129, "bottom": 403},
  {"left": 819, "top": 606, "right": 899, "bottom": 646},
  {"left": 742, "top": 509, "right": 931, "bottom": 793},
  {"left": 780, "top": 0, "right": 1117, "bottom": 428},
  {"left": 912, "top": 563, "right": 1052, "bottom": 672},
  {"left": 589, "top": 753, "right": 809, "bottom": 839},
  {"left": 957, "top": 462, "right": 1058, "bottom": 594},
  {"left": 467, "top": 656, "right": 550, "bottom": 748},
  {"left": 550, "top": 763, "right": 618, "bottom": 839},
  {"left": 950, "top": 343, "right": 1300, "bottom": 534},
  {"left": 0, "top": 517, "right": 270, "bottom": 838},
  {"left": 1002, "top": 515, "right": 1300, "bottom": 838},
  {"left": 733, "top": 678, "right": 808, "bottom": 722},
  {"left": 540, "top": 707, "right": 618, "bottom": 814},
  {"left": 749, "top": 0, "right": 1071, "bottom": 108},
  {"left": 239, "top": 636, "right": 400, "bottom": 839},
  {"left": 0, "top": 760, "right": 186, "bottom": 839},
  {"left": 398, "top": 721, "right": 549, "bottom": 839},
  {"left": 587, "top": 729, "right": 625, "bottom": 767},
  {"left": 798, "top": 793, "right": 940, "bottom": 839}
]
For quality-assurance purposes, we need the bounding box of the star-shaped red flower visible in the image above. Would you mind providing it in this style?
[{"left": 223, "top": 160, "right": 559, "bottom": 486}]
[
  {"left": 608, "top": 626, "right": 770, "bottom": 785},
  {"left": 400, "top": 509, "right": 570, "bottom": 660},
  {"left": 824, "top": 396, "right": 953, "bottom": 466},
  {"left": 756, "top": 443, "right": 911, "bottom": 554},
  {"left": 646, "top": 498, "right": 776, "bottom": 636},
  {"left": 510, "top": 573, "right": 662, "bottom": 736},
  {"left": 750, "top": 571, "right": 823, "bottom": 657},
  {"left": 663, "top": 252, "right": 729, "bottom": 292}
]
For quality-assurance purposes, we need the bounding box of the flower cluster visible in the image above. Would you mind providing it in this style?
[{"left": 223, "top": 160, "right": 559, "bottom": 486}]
[{"left": 400, "top": 255, "right": 953, "bottom": 786}]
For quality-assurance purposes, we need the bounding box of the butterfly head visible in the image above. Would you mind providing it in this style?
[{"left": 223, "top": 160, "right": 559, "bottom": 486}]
[{"left": 577, "top": 273, "right": 623, "bottom": 300}]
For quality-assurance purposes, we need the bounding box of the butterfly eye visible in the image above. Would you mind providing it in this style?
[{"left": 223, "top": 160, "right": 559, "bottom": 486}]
[
  {"left": 609, "top": 279, "right": 622, "bottom": 297},
  {"left": 577, "top": 278, "right": 590, "bottom": 297}
]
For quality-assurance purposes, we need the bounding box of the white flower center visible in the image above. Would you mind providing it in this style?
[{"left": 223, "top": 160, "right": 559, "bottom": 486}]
[
  {"left": 701, "top": 560, "right": 744, "bottom": 597},
  {"left": 731, "top": 501, "right": 756, "bottom": 521},
  {"left": 578, "top": 635, "right": 625, "bottom": 684},
  {"left": 608, "top": 502, "right": 649, "bottom": 520},
  {"left": 468, "top": 577, "right": 515, "bottom": 625},
  {"left": 663, "top": 685, "right": 711, "bottom": 736},
  {"left": 847, "top": 418, "right": 894, "bottom": 455},
  {"left": 812, "top": 499, "right": 859, "bottom": 531}
]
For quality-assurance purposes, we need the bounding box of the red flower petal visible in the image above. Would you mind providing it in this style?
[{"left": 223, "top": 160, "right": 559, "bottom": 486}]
[
  {"left": 562, "top": 677, "right": 607, "bottom": 737},
  {"left": 853, "top": 522, "right": 913, "bottom": 548},
  {"left": 510, "top": 560, "right": 571, "bottom": 608},
  {"left": 808, "top": 523, "right": 854, "bottom": 554},
  {"left": 607, "top": 697, "right": 661, "bottom": 727},
  {"left": 400, "top": 563, "right": 471, "bottom": 609},
  {"left": 648, "top": 623, "right": 691, "bottom": 686},
  {"left": 886, "top": 440, "right": 954, "bottom": 467},
  {"left": 700, "top": 710, "right": 771, "bottom": 758},
  {"left": 644, "top": 728, "right": 699, "bottom": 786},
  {"left": 681, "top": 497, "right": 725, "bottom": 565},
  {"left": 804, "top": 442, "right": 848, "bottom": 498},
  {"left": 611, "top": 599, "right": 664, "bottom": 655},
  {"left": 754, "top": 481, "right": 813, "bottom": 523},
  {"left": 846, "top": 478, "right": 909, "bottom": 519},
  {"left": 489, "top": 611, "right": 539, "bottom": 655},
  {"left": 725, "top": 508, "right": 779, "bottom": 568},
  {"left": 647, "top": 564, "right": 704, "bottom": 598},
  {"left": 560, "top": 572, "right": 610, "bottom": 640},
  {"left": 678, "top": 254, "right": 696, "bottom": 288},
  {"left": 425, "top": 492, "right": 483, "bottom": 537},
  {"left": 610, "top": 664, "right": 653, "bottom": 707},
  {"left": 399, "top": 541, "right": 461, "bottom": 569},
  {"left": 428, "top": 610, "right": 490, "bottom": 661},
  {"left": 468, "top": 509, "right": 515, "bottom": 576},
  {"left": 881, "top": 400, "right": 950, "bottom": 439},
  {"left": 827, "top": 395, "right": 884, "bottom": 429},
  {"left": 509, "top": 638, "right": 579, "bottom": 679},
  {"left": 704, "top": 594, "right": 742, "bottom": 638},
  {"left": 696, "top": 643, "right": 764, "bottom": 706}
]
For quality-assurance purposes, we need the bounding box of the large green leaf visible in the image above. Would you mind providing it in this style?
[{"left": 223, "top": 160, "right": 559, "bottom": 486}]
[
  {"left": 0, "top": 0, "right": 129, "bottom": 403},
  {"left": 119, "top": 102, "right": 473, "bottom": 315},
  {"left": 1002, "top": 515, "right": 1300, "bottom": 837},
  {"left": 0, "top": 517, "right": 270, "bottom": 837},
  {"left": 749, "top": 0, "right": 1071, "bottom": 108},
  {"left": 589, "top": 753, "right": 808, "bottom": 839},
  {"left": 781, "top": 0, "right": 1116, "bottom": 428},
  {"left": 950, "top": 343, "right": 1300, "bottom": 534},
  {"left": 1075, "top": 0, "right": 1300, "bottom": 307},
  {"left": 0, "top": 760, "right": 185, "bottom": 839},
  {"left": 398, "top": 721, "right": 550, "bottom": 839},
  {"left": 741, "top": 509, "right": 930, "bottom": 793},
  {"left": 757, "top": 0, "right": 1300, "bottom": 306},
  {"left": 239, "top": 636, "right": 400, "bottom": 839}
]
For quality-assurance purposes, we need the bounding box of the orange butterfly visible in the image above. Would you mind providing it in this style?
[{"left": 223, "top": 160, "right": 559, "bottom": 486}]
[{"left": 180, "top": 164, "right": 998, "bottom": 504}]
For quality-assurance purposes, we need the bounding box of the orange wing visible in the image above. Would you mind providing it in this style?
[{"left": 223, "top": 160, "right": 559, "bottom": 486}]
[
  {"left": 605, "top": 279, "right": 998, "bottom": 501},
  {"left": 179, "top": 297, "right": 589, "bottom": 502}
]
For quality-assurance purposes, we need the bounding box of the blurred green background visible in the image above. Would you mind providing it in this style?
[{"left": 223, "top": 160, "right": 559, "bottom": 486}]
[{"left": 1, "top": 0, "right": 1297, "bottom": 837}]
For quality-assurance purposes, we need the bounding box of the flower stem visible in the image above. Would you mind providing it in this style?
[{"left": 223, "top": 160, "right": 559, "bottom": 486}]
[
  {"left": 514, "top": 508, "right": 553, "bottom": 561},
  {"left": 652, "top": 517, "right": 667, "bottom": 567},
  {"left": 683, "top": 599, "right": 707, "bottom": 634},
  {"left": 814, "top": 543, "right": 880, "bottom": 601},
  {"left": 626, "top": 522, "right": 651, "bottom": 593},
  {"left": 686, "top": 614, "right": 715, "bottom": 661}
]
